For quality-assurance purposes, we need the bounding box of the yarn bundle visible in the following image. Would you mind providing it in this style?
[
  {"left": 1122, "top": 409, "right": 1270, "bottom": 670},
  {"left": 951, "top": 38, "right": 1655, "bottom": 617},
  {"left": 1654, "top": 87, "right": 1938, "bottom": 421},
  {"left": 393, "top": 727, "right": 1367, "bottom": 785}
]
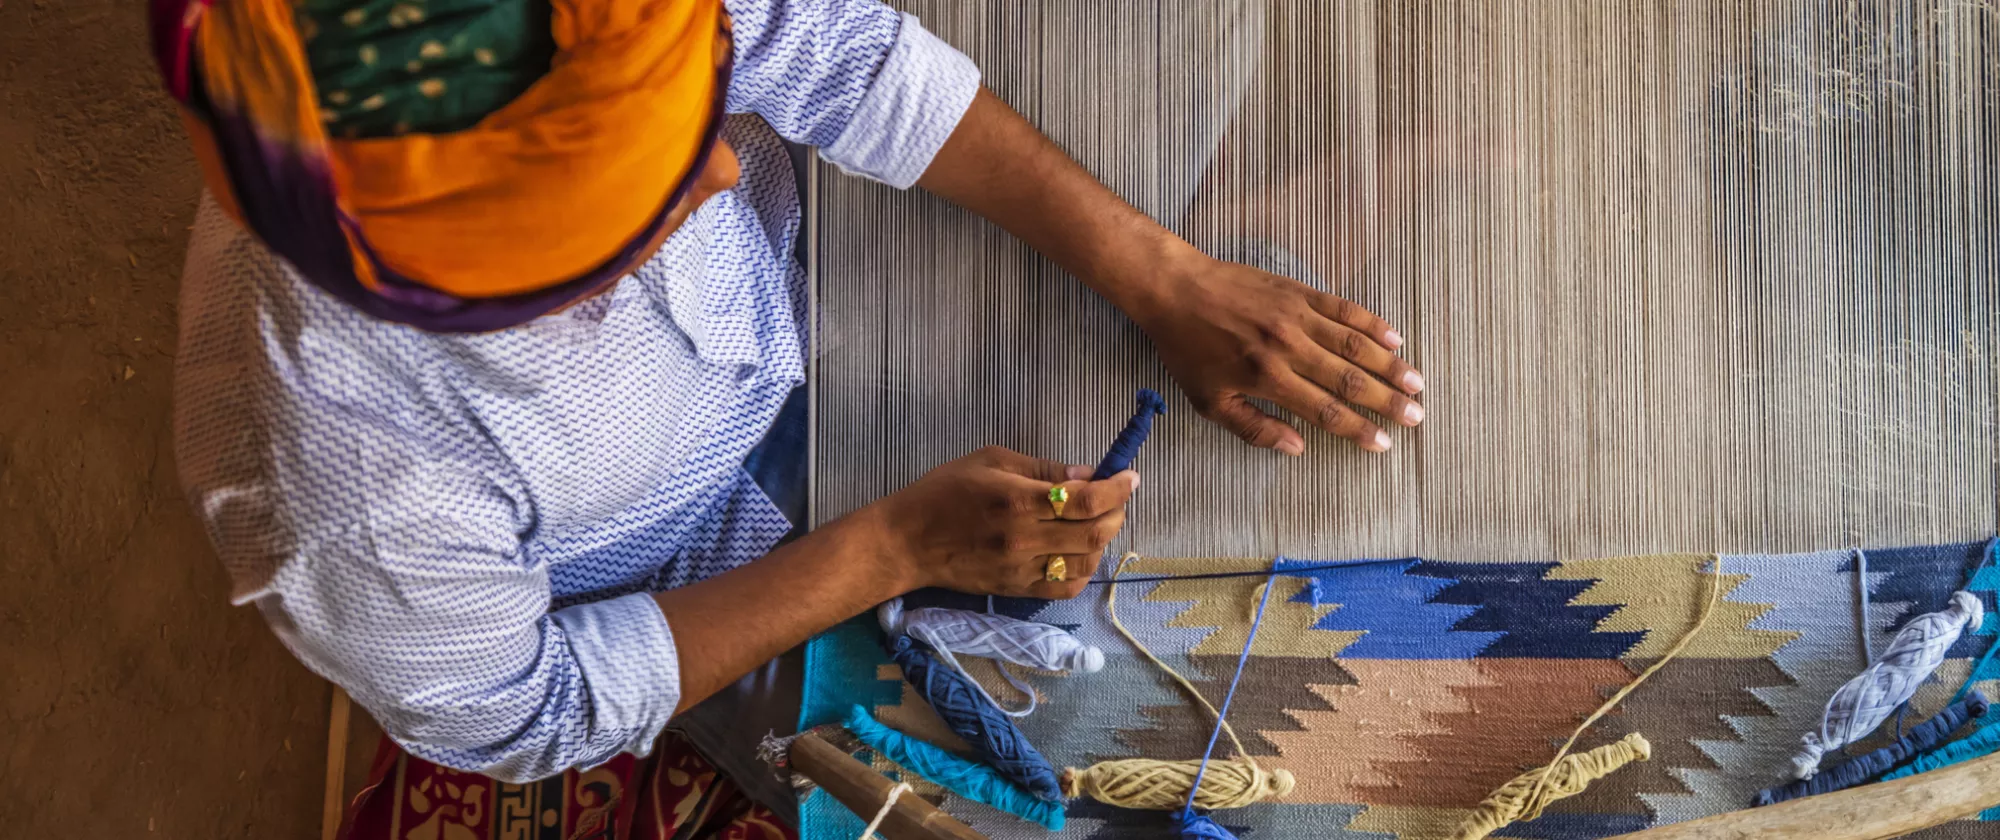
[
  {"left": 841, "top": 705, "right": 1066, "bottom": 830},
  {"left": 878, "top": 599, "right": 1104, "bottom": 716},
  {"left": 1063, "top": 756, "right": 1294, "bottom": 811},
  {"left": 1791, "top": 591, "right": 1984, "bottom": 780},
  {"left": 1451, "top": 734, "right": 1653, "bottom": 840},
  {"left": 1757, "top": 691, "right": 1989, "bottom": 805},
  {"left": 885, "top": 634, "right": 1065, "bottom": 801}
]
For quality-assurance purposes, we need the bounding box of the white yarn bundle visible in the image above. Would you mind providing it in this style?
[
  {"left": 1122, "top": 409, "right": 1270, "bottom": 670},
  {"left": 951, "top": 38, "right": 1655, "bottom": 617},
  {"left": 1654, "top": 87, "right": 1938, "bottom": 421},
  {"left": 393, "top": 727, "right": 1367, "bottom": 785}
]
[
  {"left": 878, "top": 599, "right": 1105, "bottom": 717},
  {"left": 1792, "top": 590, "right": 1984, "bottom": 779}
]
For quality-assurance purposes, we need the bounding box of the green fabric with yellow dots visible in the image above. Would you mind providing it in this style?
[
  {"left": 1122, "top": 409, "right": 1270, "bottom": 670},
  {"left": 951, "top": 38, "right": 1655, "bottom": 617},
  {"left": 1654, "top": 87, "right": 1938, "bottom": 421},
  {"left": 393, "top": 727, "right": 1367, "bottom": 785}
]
[{"left": 296, "top": 0, "right": 553, "bottom": 137}]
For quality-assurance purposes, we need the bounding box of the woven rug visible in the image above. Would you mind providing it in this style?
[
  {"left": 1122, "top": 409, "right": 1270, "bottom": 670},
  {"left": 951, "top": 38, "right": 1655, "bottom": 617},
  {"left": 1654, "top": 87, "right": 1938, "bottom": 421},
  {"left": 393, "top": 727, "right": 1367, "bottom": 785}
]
[{"left": 797, "top": 540, "right": 2000, "bottom": 839}]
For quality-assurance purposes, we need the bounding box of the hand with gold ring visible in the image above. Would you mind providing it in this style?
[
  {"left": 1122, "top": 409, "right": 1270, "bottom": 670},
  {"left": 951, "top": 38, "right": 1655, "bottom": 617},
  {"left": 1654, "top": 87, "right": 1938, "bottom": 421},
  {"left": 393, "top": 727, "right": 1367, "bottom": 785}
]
[
  {"left": 1047, "top": 486, "right": 1069, "bottom": 518},
  {"left": 864, "top": 446, "right": 1140, "bottom": 599}
]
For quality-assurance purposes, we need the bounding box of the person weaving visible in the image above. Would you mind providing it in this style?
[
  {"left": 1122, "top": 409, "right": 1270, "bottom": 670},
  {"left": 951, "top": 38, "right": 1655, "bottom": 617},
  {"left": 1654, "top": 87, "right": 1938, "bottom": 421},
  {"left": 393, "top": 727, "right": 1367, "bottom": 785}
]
[{"left": 153, "top": 0, "right": 1426, "bottom": 832}]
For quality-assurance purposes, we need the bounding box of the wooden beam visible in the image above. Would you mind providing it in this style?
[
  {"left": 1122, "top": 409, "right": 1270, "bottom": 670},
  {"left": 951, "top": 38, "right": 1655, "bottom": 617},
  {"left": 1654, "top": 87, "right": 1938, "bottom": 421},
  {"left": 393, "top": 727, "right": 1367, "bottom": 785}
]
[
  {"left": 322, "top": 685, "right": 352, "bottom": 840},
  {"left": 1608, "top": 752, "right": 2000, "bottom": 840},
  {"left": 788, "top": 732, "right": 988, "bottom": 840}
]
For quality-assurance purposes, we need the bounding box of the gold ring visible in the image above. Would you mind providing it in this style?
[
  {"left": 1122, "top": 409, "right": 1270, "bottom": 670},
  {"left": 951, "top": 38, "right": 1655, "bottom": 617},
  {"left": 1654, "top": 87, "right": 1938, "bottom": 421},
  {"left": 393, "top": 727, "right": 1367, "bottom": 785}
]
[
  {"left": 1044, "top": 556, "right": 1067, "bottom": 582},
  {"left": 1047, "top": 486, "right": 1069, "bottom": 518}
]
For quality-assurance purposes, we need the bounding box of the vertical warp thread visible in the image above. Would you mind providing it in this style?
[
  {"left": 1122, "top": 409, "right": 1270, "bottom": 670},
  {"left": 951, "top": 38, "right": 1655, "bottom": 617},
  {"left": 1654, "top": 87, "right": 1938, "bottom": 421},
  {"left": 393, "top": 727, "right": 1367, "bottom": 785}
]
[
  {"left": 813, "top": 0, "right": 2000, "bottom": 663},
  {"left": 1092, "top": 388, "right": 1166, "bottom": 480},
  {"left": 839, "top": 705, "right": 1066, "bottom": 830},
  {"left": 885, "top": 634, "right": 1065, "bottom": 802},
  {"left": 1791, "top": 591, "right": 1984, "bottom": 779},
  {"left": 1755, "top": 691, "right": 1990, "bottom": 805}
]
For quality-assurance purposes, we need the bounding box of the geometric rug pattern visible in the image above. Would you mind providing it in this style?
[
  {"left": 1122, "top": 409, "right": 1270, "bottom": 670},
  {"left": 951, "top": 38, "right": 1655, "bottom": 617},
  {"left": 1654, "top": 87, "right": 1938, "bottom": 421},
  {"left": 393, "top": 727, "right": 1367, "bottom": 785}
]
[{"left": 799, "top": 541, "right": 2000, "bottom": 839}]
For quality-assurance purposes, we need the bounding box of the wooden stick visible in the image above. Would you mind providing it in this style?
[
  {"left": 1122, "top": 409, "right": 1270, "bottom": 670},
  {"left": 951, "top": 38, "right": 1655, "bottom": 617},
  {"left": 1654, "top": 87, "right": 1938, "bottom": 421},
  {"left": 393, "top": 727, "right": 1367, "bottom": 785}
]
[
  {"left": 322, "top": 685, "right": 351, "bottom": 840},
  {"left": 788, "top": 732, "right": 988, "bottom": 840},
  {"left": 1608, "top": 751, "right": 2000, "bottom": 840}
]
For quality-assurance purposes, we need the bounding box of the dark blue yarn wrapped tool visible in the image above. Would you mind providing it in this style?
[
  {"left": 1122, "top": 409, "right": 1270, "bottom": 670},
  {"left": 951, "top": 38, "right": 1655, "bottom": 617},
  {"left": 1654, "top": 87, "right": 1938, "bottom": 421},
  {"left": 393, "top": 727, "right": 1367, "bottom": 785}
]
[
  {"left": 1091, "top": 388, "right": 1166, "bottom": 480},
  {"left": 1753, "top": 690, "right": 1990, "bottom": 806},
  {"left": 887, "top": 634, "right": 1065, "bottom": 802}
]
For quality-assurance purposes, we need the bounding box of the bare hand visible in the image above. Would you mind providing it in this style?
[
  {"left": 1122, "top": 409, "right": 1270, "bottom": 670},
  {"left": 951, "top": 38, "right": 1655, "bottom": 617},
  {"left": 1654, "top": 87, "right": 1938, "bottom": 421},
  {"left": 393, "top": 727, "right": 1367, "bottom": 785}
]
[
  {"left": 1130, "top": 255, "right": 1424, "bottom": 454},
  {"left": 866, "top": 446, "right": 1138, "bottom": 599}
]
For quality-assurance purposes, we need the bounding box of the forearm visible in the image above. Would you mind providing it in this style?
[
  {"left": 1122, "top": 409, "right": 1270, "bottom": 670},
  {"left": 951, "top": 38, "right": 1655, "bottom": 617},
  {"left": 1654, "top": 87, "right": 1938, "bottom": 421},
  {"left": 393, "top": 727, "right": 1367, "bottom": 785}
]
[
  {"left": 654, "top": 506, "right": 910, "bottom": 714},
  {"left": 915, "top": 88, "right": 1200, "bottom": 321}
]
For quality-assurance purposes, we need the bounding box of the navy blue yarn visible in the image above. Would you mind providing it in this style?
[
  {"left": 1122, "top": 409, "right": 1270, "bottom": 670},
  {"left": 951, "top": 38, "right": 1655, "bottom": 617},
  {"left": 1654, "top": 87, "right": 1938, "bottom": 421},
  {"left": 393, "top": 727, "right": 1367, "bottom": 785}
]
[
  {"left": 1091, "top": 389, "right": 1166, "bottom": 480},
  {"left": 1082, "top": 557, "right": 1413, "bottom": 586},
  {"left": 1752, "top": 691, "right": 1990, "bottom": 806},
  {"left": 886, "top": 634, "right": 1065, "bottom": 802}
]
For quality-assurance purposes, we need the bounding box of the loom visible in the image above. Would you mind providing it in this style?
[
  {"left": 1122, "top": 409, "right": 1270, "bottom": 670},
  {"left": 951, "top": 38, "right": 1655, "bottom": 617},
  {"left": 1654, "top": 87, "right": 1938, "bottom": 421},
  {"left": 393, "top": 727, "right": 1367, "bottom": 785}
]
[{"left": 800, "top": 0, "right": 1997, "bottom": 838}]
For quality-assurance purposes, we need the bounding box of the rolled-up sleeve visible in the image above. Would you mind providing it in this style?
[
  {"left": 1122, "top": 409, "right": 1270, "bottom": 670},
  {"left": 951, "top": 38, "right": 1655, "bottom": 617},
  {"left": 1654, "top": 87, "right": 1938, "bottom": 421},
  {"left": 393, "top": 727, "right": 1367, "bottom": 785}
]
[
  {"left": 254, "top": 495, "right": 681, "bottom": 783},
  {"left": 725, "top": 0, "right": 981, "bottom": 188}
]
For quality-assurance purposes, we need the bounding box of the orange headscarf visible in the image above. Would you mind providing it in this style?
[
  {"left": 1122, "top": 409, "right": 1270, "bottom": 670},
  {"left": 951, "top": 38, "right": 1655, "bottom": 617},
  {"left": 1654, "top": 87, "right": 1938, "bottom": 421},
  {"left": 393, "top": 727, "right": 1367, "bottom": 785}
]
[{"left": 153, "top": 0, "right": 729, "bottom": 330}]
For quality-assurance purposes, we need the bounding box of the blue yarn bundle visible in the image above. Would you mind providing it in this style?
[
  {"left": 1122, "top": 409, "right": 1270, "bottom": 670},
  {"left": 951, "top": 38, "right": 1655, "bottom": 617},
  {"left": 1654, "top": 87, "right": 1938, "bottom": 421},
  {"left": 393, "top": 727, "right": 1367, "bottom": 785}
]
[
  {"left": 1754, "top": 691, "right": 1989, "bottom": 805},
  {"left": 886, "top": 634, "right": 1065, "bottom": 802},
  {"left": 1091, "top": 388, "right": 1166, "bottom": 480},
  {"left": 1881, "top": 720, "right": 2000, "bottom": 781},
  {"left": 840, "top": 705, "right": 1066, "bottom": 830}
]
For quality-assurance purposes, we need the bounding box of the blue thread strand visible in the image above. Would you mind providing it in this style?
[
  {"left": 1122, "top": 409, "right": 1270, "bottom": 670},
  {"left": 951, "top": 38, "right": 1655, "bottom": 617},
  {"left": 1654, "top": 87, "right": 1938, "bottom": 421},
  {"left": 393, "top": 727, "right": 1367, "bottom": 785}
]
[
  {"left": 1081, "top": 557, "right": 1412, "bottom": 586},
  {"left": 886, "top": 634, "right": 1064, "bottom": 802},
  {"left": 840, "top": 706, "right": 1066, "bottom": 830},
  {"left": 1856, "top": 547, "right": 1876, "bottom": 666},
  {"left": 1092, "top": 389, "right": 1166, "bottom": 480},
  {"left": 1177, "top": 569, "right": 1279, "bottom": 840},
  {"left": 1951, "top": 539, "right": 2000, "bottom": 706},
  {"left": 1755, "top": 692, "right": 1988, "bottom": 805}
]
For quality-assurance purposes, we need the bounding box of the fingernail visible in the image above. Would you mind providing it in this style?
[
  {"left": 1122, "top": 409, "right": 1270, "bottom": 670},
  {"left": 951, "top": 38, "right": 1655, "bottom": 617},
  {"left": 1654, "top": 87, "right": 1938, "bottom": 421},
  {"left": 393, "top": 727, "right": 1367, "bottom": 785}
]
[
  {"left": 1401, "top": 402, "right": 1425, "bottom": 426},
  {"left": 1368, "top": 430, "right": 1393, "bottom": 452},
  {"left": 1128, "top": 472, "right": 1143, "bottom": 492},
  {"left": 1066, "top": 465, "right": 1091, "bottom": 481},
  {"left": 1277, "top": 439, "right": 1305, "bottom": 457},
  {"left": 1400, "top": 370, "right": 1425, "bottom": 393},
  {"left": 1384, "top": 330, "right": 1404, "bottom": 349}
]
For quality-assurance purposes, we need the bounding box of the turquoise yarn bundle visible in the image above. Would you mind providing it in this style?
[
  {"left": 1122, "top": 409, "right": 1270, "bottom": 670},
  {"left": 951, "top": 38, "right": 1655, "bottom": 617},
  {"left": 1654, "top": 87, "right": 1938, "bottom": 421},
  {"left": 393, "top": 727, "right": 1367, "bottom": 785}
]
[
  {"left": 886, "top": 634, "right": 1065, "bottom": 802},
  {"left": 840, "top": 706, "right": 1066, "bottom": 830}
]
